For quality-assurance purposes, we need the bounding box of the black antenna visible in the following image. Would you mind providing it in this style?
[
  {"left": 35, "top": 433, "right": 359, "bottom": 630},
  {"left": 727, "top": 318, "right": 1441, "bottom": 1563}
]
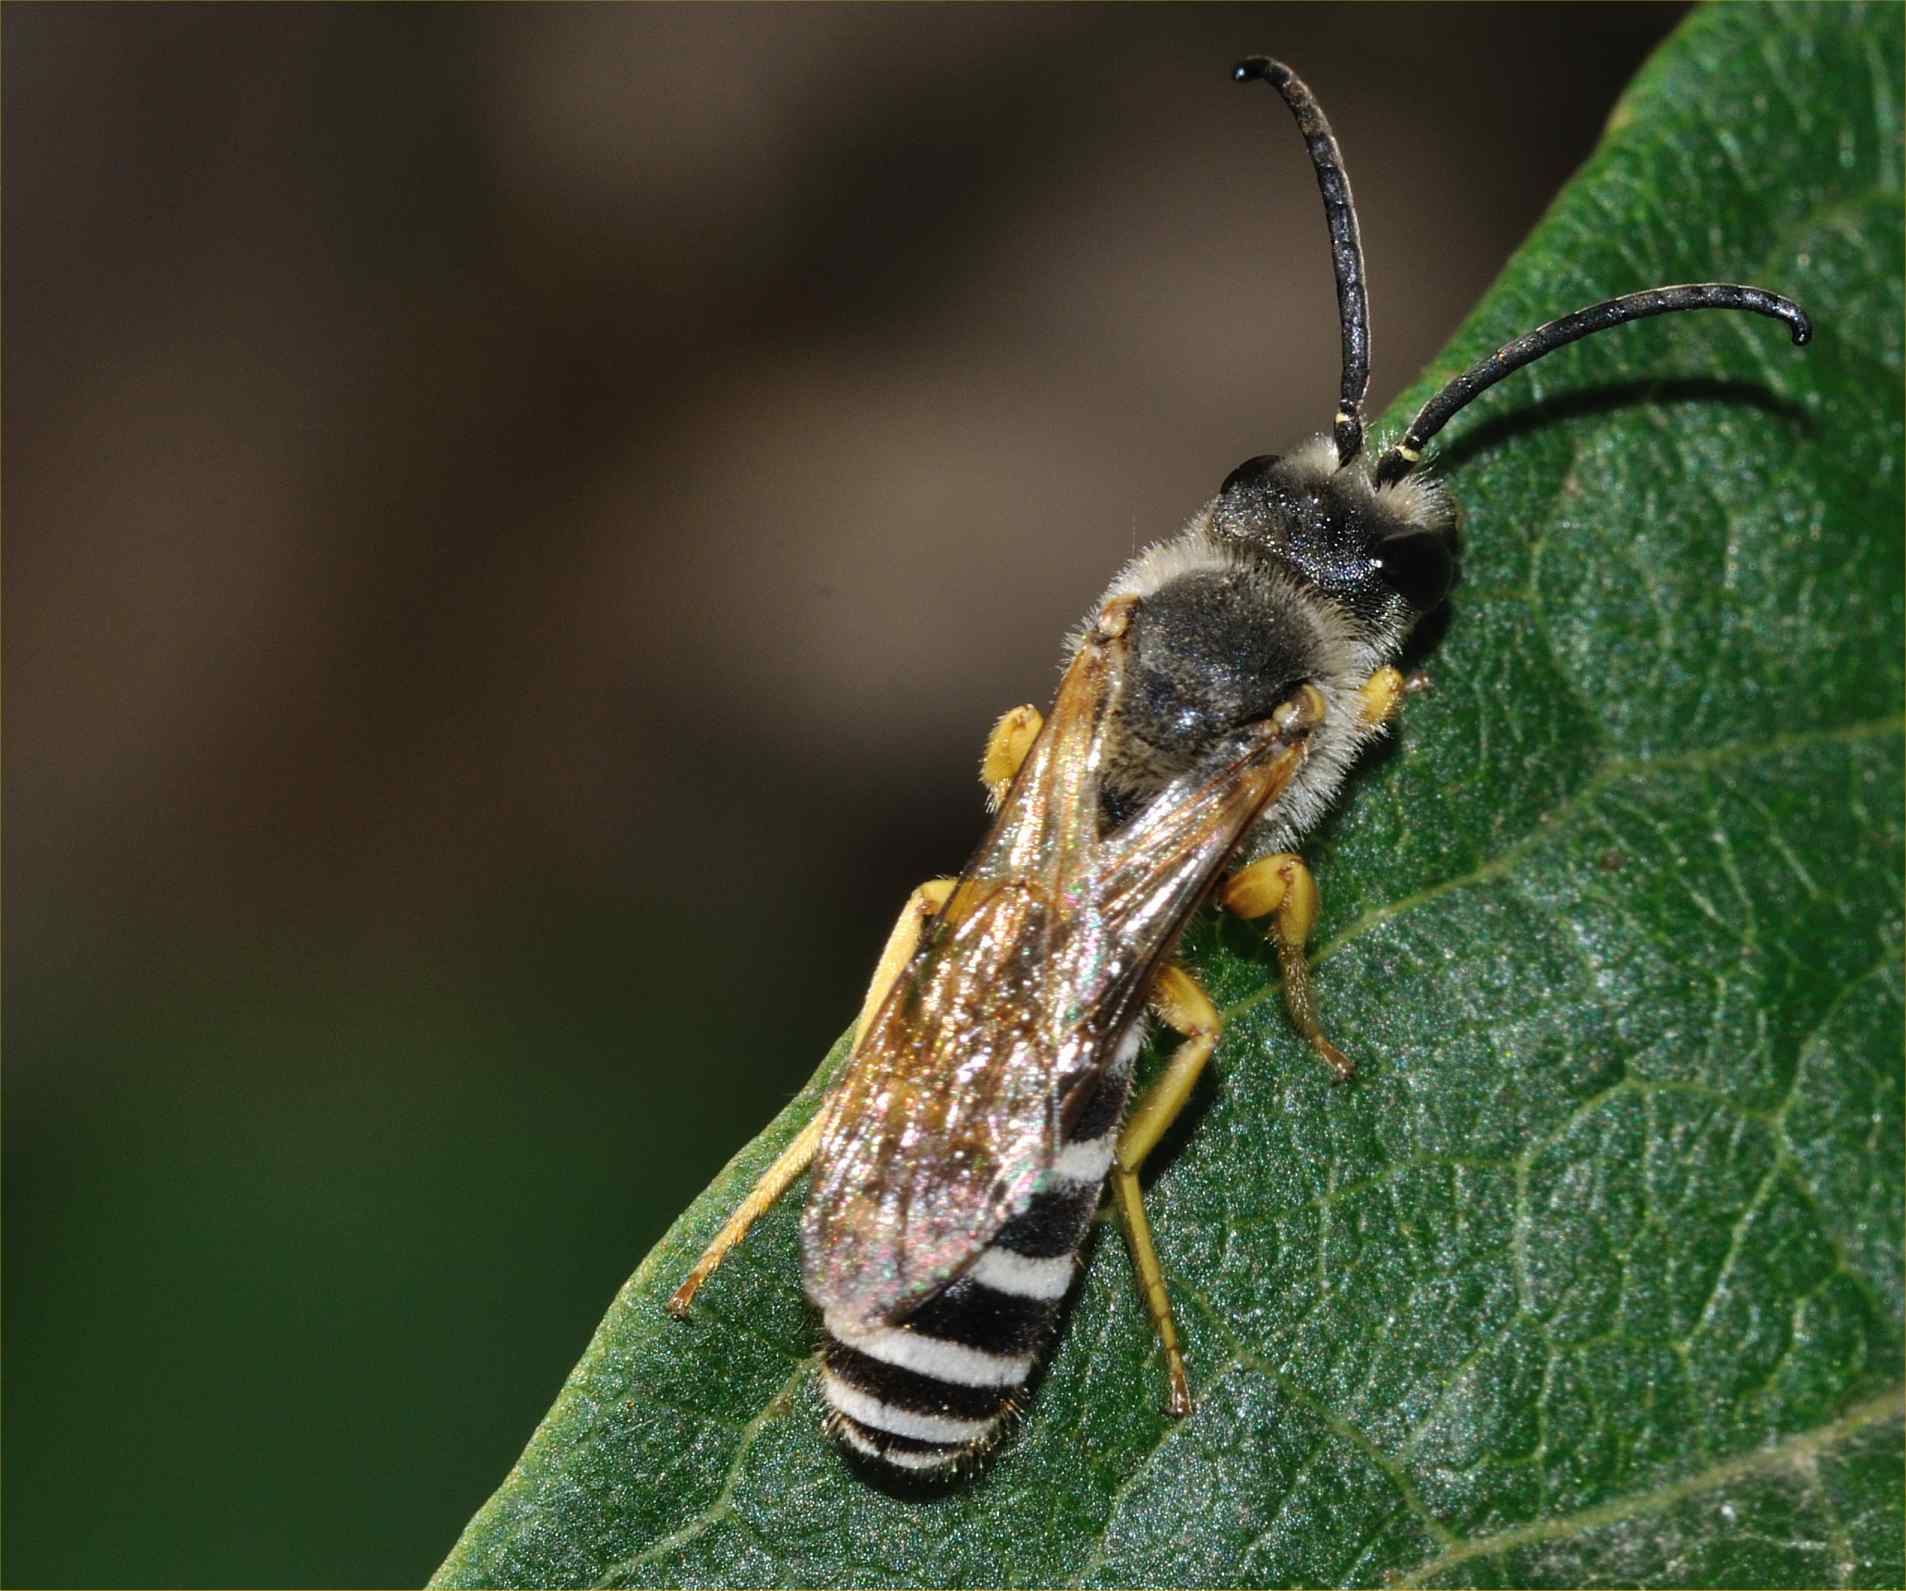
[
  {"left": 1372, "top": 283, "right": 1813, "bottom": 487},
  {"left": 1234, "top": 56, "right": 1370, "bottom": 470}
]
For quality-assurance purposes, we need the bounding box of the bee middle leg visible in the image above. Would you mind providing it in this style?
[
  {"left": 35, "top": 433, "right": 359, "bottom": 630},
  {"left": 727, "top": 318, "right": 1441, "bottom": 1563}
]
[
  {"left": 1221, "top": 852, "right": 1355, "bottom": 1082},
  {"left": 851, "top": 877, "right": 957, "bottom": 1044},
  {"left": 1220, "top": 663, "right": 1422, "bottom": 1076},
  {"left": 1109, "top": 963, "right": 1222, "bottom": 1417}
]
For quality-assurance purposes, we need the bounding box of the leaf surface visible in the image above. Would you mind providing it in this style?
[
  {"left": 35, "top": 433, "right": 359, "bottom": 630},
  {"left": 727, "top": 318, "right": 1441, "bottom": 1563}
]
[{"left": 435, "top": 6, "right": 1904, "bottom": 1586}]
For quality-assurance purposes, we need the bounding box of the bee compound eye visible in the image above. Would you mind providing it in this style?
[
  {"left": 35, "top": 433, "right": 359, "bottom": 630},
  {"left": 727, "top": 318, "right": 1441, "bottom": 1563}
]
[
  {"left": 1374, "top": 530, "right": 1454, "bottom": 612},
  {"left": 1219, "top": 454, "right": 1281, "bottom": 496}
]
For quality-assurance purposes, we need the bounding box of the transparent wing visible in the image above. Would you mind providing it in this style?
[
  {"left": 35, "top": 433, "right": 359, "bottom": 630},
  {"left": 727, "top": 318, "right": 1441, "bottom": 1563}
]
[{"left": 803, "top": 612, "right": 1311, "bottom": 1332}]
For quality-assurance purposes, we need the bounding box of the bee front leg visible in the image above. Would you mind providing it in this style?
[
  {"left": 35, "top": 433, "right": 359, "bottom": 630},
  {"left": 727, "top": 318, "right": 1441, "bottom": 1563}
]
[
  {"left": 1109, "top": 963, "right": 1222, "bottom": 1417},
  {"left": 981, "top": 703, "right": 1043, "bottom": 810},
  {"left": 1356, "top": 664, "right": 1431, "bottom": 729},
  {"left": 669, "top": 874, "right": 957, "bottom": 1319},
  {"left": 1357, "top": 665, "right": 1407, "bottom": 727},
  {"left": 1221, "top": 854, "right": 1354, "bottom": 1082}
]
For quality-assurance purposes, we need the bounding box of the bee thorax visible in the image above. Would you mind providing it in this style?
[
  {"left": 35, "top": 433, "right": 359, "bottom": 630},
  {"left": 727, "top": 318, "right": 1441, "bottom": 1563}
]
[{"left": 1072, "top": 434, "right": 1454, "bottom": 853}]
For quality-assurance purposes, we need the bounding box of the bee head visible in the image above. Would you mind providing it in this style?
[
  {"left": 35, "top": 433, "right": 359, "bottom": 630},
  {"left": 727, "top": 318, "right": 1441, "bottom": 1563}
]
[{"left": 1222, "top": 54, "right": 1806, "bottom": 618}]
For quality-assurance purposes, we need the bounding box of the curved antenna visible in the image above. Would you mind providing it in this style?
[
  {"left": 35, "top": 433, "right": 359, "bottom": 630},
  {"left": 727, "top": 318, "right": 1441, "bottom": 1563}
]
[
  {"left": 1372, "top": 283, "right": 1813, "bottom": 487},
  {"left": 1233, "top": 56, "right": 1370, "bottom": 470}
]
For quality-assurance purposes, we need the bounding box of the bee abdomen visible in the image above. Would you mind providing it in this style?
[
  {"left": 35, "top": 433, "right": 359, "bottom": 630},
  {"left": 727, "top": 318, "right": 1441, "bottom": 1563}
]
[{"left": 819, "top": 1118, "right": 1122, "bottom": 1475}]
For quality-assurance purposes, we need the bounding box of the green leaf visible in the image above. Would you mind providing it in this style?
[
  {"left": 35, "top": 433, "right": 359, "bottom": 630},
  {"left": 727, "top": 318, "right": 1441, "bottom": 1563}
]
[{"left": 435, "top": 6, "right": 1903, "bottom": 1586}]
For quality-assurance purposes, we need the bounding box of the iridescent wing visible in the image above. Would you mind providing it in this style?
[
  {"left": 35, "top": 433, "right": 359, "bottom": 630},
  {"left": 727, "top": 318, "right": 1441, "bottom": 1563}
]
[{"left": 802, "top": 606, "right": 1311, "bottom": 1332}]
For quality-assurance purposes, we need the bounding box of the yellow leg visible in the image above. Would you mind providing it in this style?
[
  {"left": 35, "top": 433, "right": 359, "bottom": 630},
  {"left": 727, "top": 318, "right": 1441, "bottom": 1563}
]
[
  {"left": 666, "top": 1110, "right": 825, "bottom": 1317},
  {"left": 674, "top": 866, "right": 964, "bottom": 1317},
  {"left": 1121, "top": 966, "right": 1222, "bottom": 1168},
  {"left": 981, "top": 704, "right": 1043, "bottom": 810},
  {"left": 1221, "top": 853, "right": 1354, "bottom": 1081},
  {"left": 673, "top": 702, "right": 1045, "bottom": 1320},
  {"left": 1358, "top": 665, "right": 1407, "bottom": 727},
  {"left": 1109, "top": 963, "right": 1222, "bottom": 1417},
  {"left": 852, "top": 878, "right": 956, "bottom": 1043},
  {"left": 1358, "top": 664, "right": 1433, "bottom": 729},
  {"left": 861, "top": 699, "right": 1047, "bottom": 1038}
]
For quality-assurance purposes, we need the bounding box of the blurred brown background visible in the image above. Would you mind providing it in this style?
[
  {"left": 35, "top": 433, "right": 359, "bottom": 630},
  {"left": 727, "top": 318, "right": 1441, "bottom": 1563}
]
[{"left": 5, "top": 5, "right": 1686, "bottom": 1583}]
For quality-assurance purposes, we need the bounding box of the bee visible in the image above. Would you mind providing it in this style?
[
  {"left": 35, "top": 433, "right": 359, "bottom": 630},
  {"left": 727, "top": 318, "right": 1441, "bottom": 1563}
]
[{"left": 665, "top": 56, "right": 1811, "bottom": 1477}]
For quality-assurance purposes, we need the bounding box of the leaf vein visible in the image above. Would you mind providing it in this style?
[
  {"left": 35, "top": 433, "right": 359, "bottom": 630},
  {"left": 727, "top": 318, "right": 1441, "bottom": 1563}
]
[
  {"left": 1393, "top": 1387, "right": 1906, "bottom": 1587},
  {"left": 609, "top": 1358, "right": 812, "bottom": 1581}
]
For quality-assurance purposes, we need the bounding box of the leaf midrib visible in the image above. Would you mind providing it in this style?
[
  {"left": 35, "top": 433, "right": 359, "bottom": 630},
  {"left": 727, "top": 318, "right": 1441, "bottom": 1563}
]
[{"left": 1390, "top": 1386, "right": 1906, "bottom": 1589}]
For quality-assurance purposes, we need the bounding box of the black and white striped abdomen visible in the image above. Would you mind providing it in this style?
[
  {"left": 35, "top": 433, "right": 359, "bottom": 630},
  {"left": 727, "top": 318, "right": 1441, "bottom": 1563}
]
[{"left": 818, "top": 1033, "right": 1139, "bottom": 1474}]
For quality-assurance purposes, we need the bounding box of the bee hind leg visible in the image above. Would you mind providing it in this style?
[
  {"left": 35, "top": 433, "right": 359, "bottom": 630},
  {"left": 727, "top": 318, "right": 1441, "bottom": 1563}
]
[
  {"left": 668, "top": 873, "right": 958, "bottom": 1319},
  {"left": 1221, "top": 854, "right": 1354, "bottom": 1082},
  {"left": 1109, "top": 963, "right": 1222, "bottom": 1417}
]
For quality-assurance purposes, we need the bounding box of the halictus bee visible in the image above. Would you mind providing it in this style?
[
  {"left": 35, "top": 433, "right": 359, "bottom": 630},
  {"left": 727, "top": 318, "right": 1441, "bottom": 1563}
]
[{"left": 666, "top": 56, "right": 1811, "bottom": 1477}]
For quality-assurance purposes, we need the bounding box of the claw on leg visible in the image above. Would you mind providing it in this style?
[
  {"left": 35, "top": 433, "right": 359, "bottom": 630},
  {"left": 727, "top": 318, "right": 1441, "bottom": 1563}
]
[{"left": 1109, "top": 1167, "right": 1193, "bottom": 1416}]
